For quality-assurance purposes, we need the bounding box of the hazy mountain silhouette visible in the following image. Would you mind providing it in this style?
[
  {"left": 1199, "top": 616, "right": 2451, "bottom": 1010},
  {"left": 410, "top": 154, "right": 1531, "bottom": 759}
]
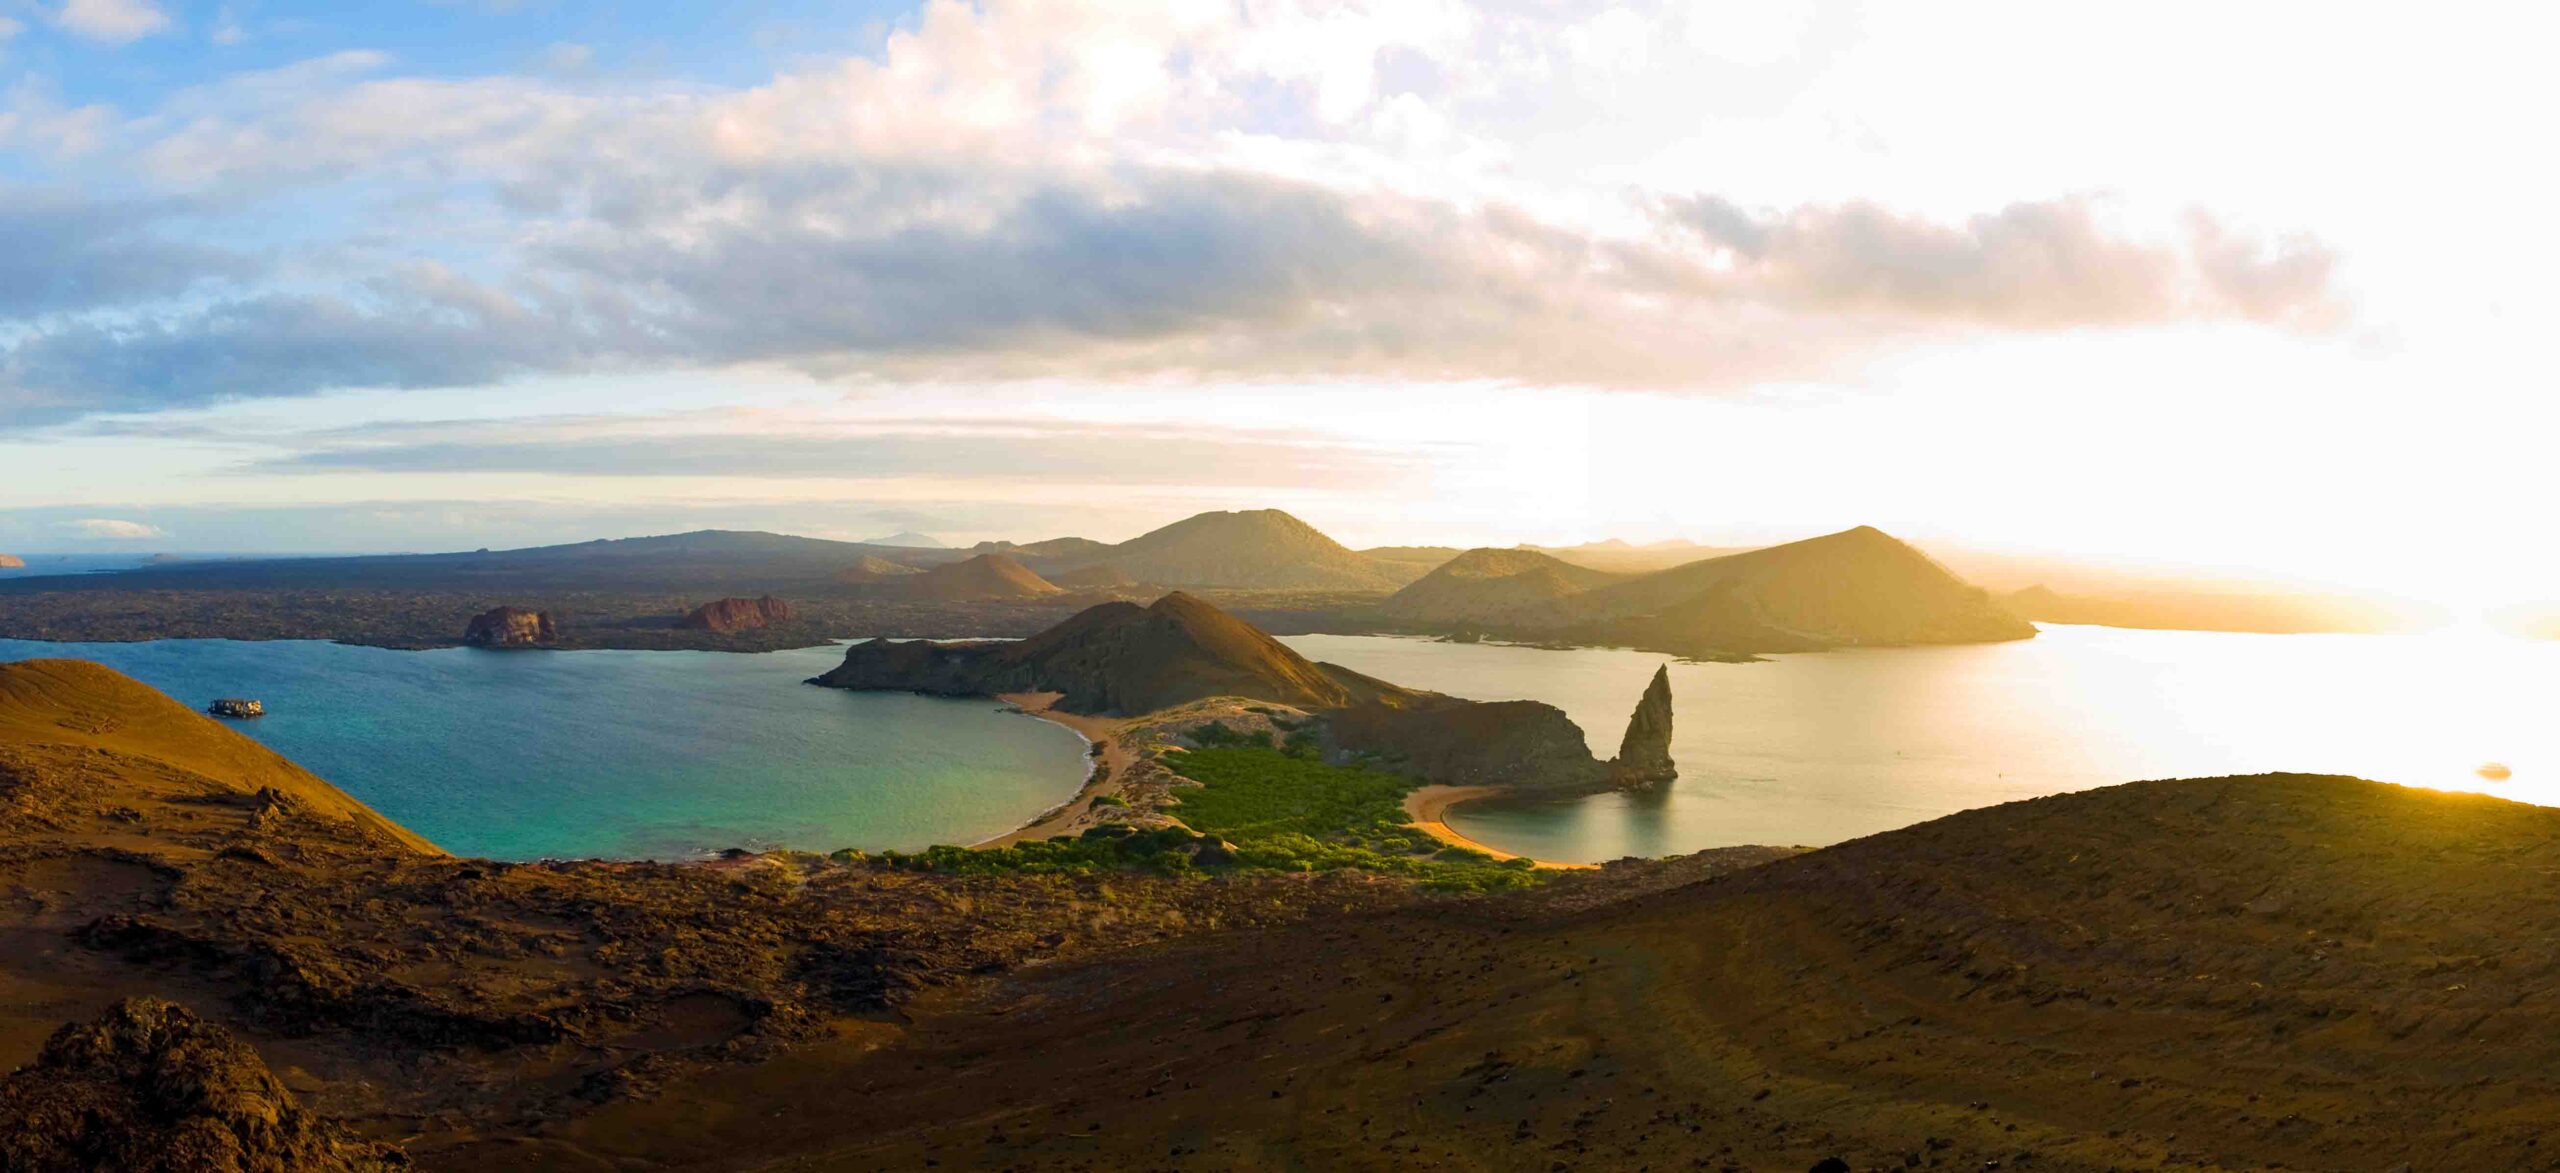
[
  {"left": 1060, "top": 509, "right": 1416, "bottom": 591},
  {"left": 862, "top": 531, "right": 948, "bottom": 549}
]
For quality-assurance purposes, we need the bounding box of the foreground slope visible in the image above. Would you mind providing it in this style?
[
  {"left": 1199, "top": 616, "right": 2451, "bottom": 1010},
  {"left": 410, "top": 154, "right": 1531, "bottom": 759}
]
[{"left": 552, "top": 773, "right": 2560, "bottom": 1172}]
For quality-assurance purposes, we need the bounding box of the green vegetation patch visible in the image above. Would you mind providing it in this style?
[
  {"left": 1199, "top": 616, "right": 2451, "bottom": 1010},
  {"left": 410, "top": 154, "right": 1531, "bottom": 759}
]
[
  {"left": 877, "top": 743, "right": 1541, "bottom": 892},
  {"left": 1164, "top": 745, "right": 1539, "bottom": 891}
]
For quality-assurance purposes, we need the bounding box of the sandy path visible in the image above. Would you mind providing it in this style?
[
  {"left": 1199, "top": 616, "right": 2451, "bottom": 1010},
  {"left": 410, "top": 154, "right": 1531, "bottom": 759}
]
[
  {"left": 975, "top": 693, "right": 1134, "bottom": 848},
  {"left": 1403, "top": 785, "right": 1596, "bottom": 870}
]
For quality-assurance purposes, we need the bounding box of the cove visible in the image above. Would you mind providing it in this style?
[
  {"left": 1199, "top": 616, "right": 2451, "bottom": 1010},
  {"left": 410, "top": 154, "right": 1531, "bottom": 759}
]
[{"left": 0, "top": 637, "right": 1088, "bottom": 861}]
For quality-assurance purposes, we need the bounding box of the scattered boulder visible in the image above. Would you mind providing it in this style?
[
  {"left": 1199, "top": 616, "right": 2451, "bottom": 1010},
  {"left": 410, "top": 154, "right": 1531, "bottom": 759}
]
[
  {"left": 462, "top": 606, "right": 558, "bottom": 648},
  {"left": 0, "top": 996, "right": 407, "bottom": 1172},
  {"left": 1608, "top": 665, "right": 1677, "bottom": 786},
  {"left": 678, "top": 595, "right": 797, "bottom": 632}
]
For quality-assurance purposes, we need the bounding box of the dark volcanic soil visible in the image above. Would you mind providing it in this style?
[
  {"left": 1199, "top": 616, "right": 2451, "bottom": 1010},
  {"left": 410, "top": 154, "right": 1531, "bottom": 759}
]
[{"left": 530, "top": 775, "right": 2560, "bottom": 1172}]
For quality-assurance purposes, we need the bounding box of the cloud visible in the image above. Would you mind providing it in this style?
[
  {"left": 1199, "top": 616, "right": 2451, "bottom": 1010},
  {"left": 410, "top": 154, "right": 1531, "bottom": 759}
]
[
  {"left": 52, "top": 0, "right": 174, "bottom": 44},
  {"left": 0, "top": 0, "right": 2348, "bottom": 428},
  {"left": 1658, "top": 195, "right": 2345, "bottom": 328},
  {"left": 0, "top": 192, "right": 255, "bottom": 318},
  {"left": 251, "top": 415, "right": 1425, "bottom": 490},
  {"left": 62, "top": 517, "right": 167, "bottom": 539}
]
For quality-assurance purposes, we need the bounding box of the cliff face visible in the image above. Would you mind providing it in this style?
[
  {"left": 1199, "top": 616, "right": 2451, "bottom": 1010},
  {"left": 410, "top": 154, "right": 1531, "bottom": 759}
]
[
  {"left": 1609, "top": 665, "right": 1677, "bottom": 785},
  {"left": 1321, "top": 697, "right": 1608, "bottom": 791},
  {"left": 463, "top": 606, "right": 558, "bottom": 648},
  {"left": 679, "top": 595, "right": 797, "bottom": 632}
]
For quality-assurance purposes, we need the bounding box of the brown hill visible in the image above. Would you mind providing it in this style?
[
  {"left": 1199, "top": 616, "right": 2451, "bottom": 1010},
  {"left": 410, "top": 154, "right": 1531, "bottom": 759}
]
[
  {"left": 1376, "top": 547, "right": 1624, "bottom": 624},
  {"left": 1070, "top": 509, "right": 1411, "bottom": 591},
  {"left": 1516, "top": 525, "right": 2034, "bottom": 655},
  {"left": 0, "top": 658, "right": 437, "bottom": 854},
  {"left": 971, "top": 536, "right": 1115, "bottom": 567},
  {"left": 816, "top": 592, "right": 1396, "bottom": 715},
  {"left": 834, "top": 555, "right": 922, "bottom": 583},
  {"left": 677, "top": 595, "right": 797, "bottom": 632},
  {"left": 889, "top": 553, "right": 1064, "bottom": 601}
]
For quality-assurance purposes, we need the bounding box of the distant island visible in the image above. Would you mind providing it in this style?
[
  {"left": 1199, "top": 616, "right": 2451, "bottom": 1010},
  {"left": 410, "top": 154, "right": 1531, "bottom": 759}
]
[
  {"left": 0, "top": 553, "right": 23, "bottom": 569},
  {"left": 811, "top": 592, "right": 1679, "bottom": 851},
  {"left": 0, "top": 508, "right": 2049, "bottom": 657}
]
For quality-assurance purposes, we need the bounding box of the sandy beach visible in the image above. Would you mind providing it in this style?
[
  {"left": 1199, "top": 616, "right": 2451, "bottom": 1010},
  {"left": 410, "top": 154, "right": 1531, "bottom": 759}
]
[
  {"left": 976, "top": 692, "right": 1135, "bottom": 848},
  {"left": 1403, "top": 785, "right": 1596, "bottom": 870}
]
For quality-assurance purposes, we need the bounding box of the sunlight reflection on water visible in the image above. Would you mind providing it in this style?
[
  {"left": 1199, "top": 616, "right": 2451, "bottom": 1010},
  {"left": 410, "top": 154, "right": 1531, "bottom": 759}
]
[{"left": 1281, "top": 625, "right": 2560, "bottom": 863}]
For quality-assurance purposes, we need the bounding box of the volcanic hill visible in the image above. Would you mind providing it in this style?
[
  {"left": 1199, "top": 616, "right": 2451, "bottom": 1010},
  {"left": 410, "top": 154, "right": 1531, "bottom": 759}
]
[
  {"left": 886, "top": 553, "right": 1064, "bottom": 602},
  {"left": 1501, "top": 525, "right": 2034, "bottom": 656},
  {"left": 817, "top": 591, "right": 1393, "bottom": 715},
  {"left": 1062, "top": 509, "right": 1416, "bottom": 591},
  {"left": 1377, "top": 547, "right": 1625, "bottom": 624}
]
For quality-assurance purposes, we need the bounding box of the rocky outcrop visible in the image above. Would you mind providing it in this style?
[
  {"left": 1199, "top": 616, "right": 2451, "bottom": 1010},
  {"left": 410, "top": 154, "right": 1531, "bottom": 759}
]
[
  {"left": 0, "top": 997, "right": 407, "bottom": 1172},
  {"left": 678, "top": 595, "right": 797, "bottom": 632},
  {"left": 462, "top": 606, "right": 558, "bottom": 648},
  {"left": 1608, "top": 665, "right": 1676, "bottom": 786},
  {"left": 1321, "top": 697, "right": 1609, "bottom": 791}
]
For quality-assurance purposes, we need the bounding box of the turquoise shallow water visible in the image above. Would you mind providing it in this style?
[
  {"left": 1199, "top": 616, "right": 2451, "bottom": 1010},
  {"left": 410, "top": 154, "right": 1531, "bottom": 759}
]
[
  {"left": 0, "top": 638, "right": 1087, "bottom": 861},
  {"left": 1281, "top": 626, "right": 2560, "bottom": 863}
]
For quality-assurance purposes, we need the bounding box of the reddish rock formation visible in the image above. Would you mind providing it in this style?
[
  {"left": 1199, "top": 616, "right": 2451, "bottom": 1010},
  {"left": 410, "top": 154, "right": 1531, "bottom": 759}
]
[
  {"left": 0, "top": 553, "right": 25, "bottom": 569},
  {"left": 678, "top": 595, "right": 797, "bottom": 632},
  {"left": 0, "top": 997, "right": 405, "bottom": 1171},
  {"left": 1609, "top": 664, "right": 1677, "bottom": 785},
  {"left": 462, "top": 606, "right": 558, "bottom": 648}
]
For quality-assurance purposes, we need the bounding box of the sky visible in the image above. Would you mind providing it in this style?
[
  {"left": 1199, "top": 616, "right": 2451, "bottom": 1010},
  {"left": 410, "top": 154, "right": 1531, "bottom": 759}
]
[{"left": 1, "top": 1, "right": 2553, "bottom": 613}]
